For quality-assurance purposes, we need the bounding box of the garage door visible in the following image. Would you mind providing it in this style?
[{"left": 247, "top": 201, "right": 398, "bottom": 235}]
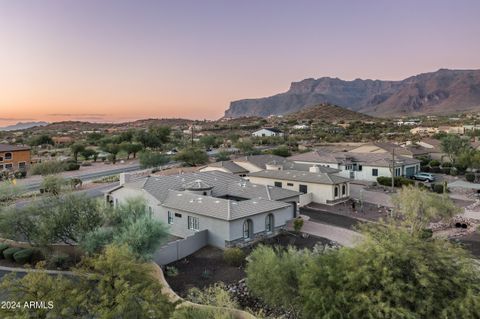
[{"left": 405, "top": 167, "right": 415, "bottom": 177}]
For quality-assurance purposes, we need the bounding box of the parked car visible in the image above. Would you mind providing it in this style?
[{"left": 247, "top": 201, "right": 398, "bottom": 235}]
[{"left": 412, "top": 172, "right": 435, "bottom": 182}]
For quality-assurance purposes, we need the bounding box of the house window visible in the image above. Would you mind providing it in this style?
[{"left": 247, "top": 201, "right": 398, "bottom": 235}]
[
  {"left": 18, "top": 162, "right": 26, "bottom": 170},
  {"left": 265, "top": 214, "right": 274, "bottom": 233},
  {"left": 188, "top": 216, "right": 199, "bottom": 230},
  {"left": 0, "top": 156, "right": 3, "bottom": 162},
  {"left": 168, "top": 211, "right": 174, "bottom": 224},
  {"left": 358, "top": 165, "right": 363, "bottom": 171},
  {"left": 4, "top": 153, "right": 12, "bottom": 160},
  {"left": 0, "top": 164, "right": 3, "bottom": 170},
  {"left": 299, "top": 184, "right": 308, "bottom": 194},
  {"left": 274, "top": 181, "right": 282, "bottom": 188},
  {"left": 342, "top": 184, "right": 346, "bottom": 195},
  {"left": 174, "top": 213, "right": 182, "bottom": 218},
  {"left": 346, "top": 164, "right": 353, "bottom": 170},
  {"left": 334, "top": 186, "right": 339, "bottom": 197},
  {"left": 243, "top": 219, "right": 253, "bottom": 240},
  {"left": 395, "top": 168, "right": 401, "bottom": 176},
  {"left": 372, "top": 168, "right": 378, "bottom": 177},
  {"left": 287, "top": 183, "right": 294, "bottom": 186},
  {"left": 5, "top": 163, "right": 13, "bottom": 170}
]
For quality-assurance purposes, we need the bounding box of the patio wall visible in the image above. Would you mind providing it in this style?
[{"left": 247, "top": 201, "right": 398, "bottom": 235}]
[{"left": 154, "top": 230, "right": 208, "bottom": 265}]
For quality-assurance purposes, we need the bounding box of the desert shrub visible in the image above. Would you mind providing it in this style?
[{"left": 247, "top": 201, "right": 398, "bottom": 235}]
[
  {"left": 30, "top": 161, "right": 65, "bottom": 175},
  {"left": 442, "top": 162, "right": 453, "bottom": 168},
  {"left": 165, "top": 266, "right": 179, "bottom": 277},
  {"left": 466, "top": 173, "right": 475, "bottom": 183},
  {"left": 419, "top": 157, "right": 430, "bottom": 167},
  {"left": 0, "top": 243, "right": 9, "bottom": 257},
  {"left": 420, "top": 228, "right": 433, "bottom": 239},
  {"left": 430, "top": 166, "right": 441, "bottom": 173},
  {"left": 223, "top": 248, "right": 246, "bottom": 267},
  {"left": 450, "top": 168, "right": 458, "bottom": 176},
  {"left": 429, "top": 160, "right": 441, "bottom": 167},
  {"left": 432, "top": 184, "right": 446, "bottom": 194},
  {"left": 377, "top": 176, "right": 414, "bottom": 187},
  {"left": 48, "top": 253, "right": 71, "bottom": 270},
  {"left": 13, "top": 248, "right": 34, "bottom": 264},
  {"left": 422, "top": 166, "right": 431, "bottom": 172},
  {"left": 293, "top": 218, "right": 304, "bottom": 232},
  {"left": 441, "top": 168, "right": 451, "bottom": 175},
  {"left": 64, "top": 161, "right": 80, "bottom": 171},
  {"left": 3, "top": 247, "right": 22, "bottom": 261},
  {"left": 455, "top": 164, "right": 467, "bottom": 175}
]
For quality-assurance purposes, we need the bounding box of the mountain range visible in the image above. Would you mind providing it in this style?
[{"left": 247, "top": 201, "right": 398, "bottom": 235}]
[
  {"left": 0, "top": 121, "right": 49, "bottom": 131},
  {"left": 224, "top": 69, "right": 480, "bottom": 118}
]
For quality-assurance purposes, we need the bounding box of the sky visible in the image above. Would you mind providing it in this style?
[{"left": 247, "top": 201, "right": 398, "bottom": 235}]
[{"left": 0, "top": 0, "right": 479, "bottom": 125}]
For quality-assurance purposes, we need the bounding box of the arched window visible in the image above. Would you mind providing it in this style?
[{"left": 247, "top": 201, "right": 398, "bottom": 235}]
[
  {"left": 4, "top": 153, "right": 12, "bottom": 160},
  {"left": 334, "top": 186, "right": 339, "bottom": 197},
  {"left": 265, "top": 214, "right": 274, "bottom": 233},
  {"left": 243, "top": 219, "right": 253, "bottom": 240},
  {"left": 342, "top": 184, "right": 346, "bottom": 196}
]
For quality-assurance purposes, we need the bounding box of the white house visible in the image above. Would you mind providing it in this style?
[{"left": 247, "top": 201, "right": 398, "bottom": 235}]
[
  {"left": 105, "top": 171, "right": 301, "bottom": 249},
  {"left": 252, "top": 128, "right": 284, "bottom": 137},
  {"left": 289, "top": 150, "right": 421, "bottom": 182},
  {"left": 247, "top": 167, "right": 350, "bottom": 206}
]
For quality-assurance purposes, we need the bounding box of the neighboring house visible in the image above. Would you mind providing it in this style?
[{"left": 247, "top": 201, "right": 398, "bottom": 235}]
[
  {"left": 247, "top": 167, "right": 350, "bottom": 205},
  {"left": 0, "top": 144, "right": 31, "bottom": 172},
  {"left": 349, "top": 142, "right": 414, "bottom": 158},
  {"left": 52, "top": 136, "right": 74, "bottom": 145},
  {"left": 105, "top": 171, "right": 301, "bottom": 249},
  {"left": 251, "top": 128, "right": 284, "bottom": 137},
  {"left": 410, "top": 127, "right": 439, "bottom": 135},
  {"left": 416, "top": 138, "right": 449, "bottom": 161},
  {"left": 292, "top": 124, "right": 310, "bottom": 130},
  {"left": 200, "top": 154, "right": 340, "bottom": 175},
  {"left": 289, "top": 150, "right": 421, "bottom": 182},
  {"left": 438, "top": 126, "right": 465, "bottom": 135}
]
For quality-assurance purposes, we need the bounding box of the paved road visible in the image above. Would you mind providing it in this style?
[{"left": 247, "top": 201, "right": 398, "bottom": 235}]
[{"left": 17, "top": 164, "right": 141, "bottom": 193}]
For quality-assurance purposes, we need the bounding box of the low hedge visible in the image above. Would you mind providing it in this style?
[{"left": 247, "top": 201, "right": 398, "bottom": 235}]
[
  {"left": 223, "top": 247, "right": 246, "bottom": 267},
  {"left": 3, "top": 247, "right": 22, "bottom": 261},
  {"left": 377, "top": 176, "right": 415, "bottom": 187},
  {"left": 0, "top": 243, "right": 9, "bottom": 258},
  {"left": 466, "top": 173, "right": 475, "bottom": 183},
  {"left": 13, "top": 248, "right": 34, "bottom": 264}
]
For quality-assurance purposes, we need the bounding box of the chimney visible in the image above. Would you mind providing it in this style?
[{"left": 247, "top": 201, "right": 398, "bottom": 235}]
[{"left": 309, "top": 165, "right": 320, "bottom": 173}]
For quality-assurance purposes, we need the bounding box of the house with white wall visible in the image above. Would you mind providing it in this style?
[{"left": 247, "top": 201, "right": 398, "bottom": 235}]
[
  {"left": 289, "top": 150, "right": 420, "bottom": 182},
  {"left": 252, "top": 128, "right": 284, "bottom": 137},
  {"left": 247, "top": 167, "right": 350, "bottom": 205},
  {"left": 105, "top": 171, "right": 301, "bottom": 249}
]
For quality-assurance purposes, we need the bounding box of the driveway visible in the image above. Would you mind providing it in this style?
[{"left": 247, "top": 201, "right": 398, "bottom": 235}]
[
  {"left": 350, "top": 183, "right": 393, "bottom": 207},
  {"left": 301, "top": 207, "right": 360, "bottom": 229}
]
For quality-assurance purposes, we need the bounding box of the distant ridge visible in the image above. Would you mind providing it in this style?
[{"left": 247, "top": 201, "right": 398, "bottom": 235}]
[
  {"left": 224, "top": 69, "right": 480, "bottom": 118},
  {"left": 285, "top": 103, "right": 373, "bottom": 122},
  {"left": 0, "top": 121, "right": 48, "bottom": 131}
]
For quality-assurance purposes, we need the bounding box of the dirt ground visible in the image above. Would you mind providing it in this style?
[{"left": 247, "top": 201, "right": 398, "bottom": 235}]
[{"left": 165, "top": 232, "right": 330, "bottom": 296}]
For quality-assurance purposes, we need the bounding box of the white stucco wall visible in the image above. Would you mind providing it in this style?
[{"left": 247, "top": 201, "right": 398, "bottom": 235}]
[{"left": 248, "top": 176, "right": 349, "bottom": 204}]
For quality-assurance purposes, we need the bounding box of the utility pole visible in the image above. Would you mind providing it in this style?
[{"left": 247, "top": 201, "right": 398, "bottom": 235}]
[
  {"left": 391, "top": 147, "right": 395, "bottom": 192},
  {"left": 191, "top": 124, "right": 194, "bottom": 147}
]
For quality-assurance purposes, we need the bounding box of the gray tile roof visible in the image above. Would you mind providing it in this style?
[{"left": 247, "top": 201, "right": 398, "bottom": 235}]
[
  {"left": 289, "top": 151, "right": 420, "bottom": 167},
  {"left": 208, "top": 161, "right": 249, "bottom": 174},
  {"left": 0, "top": 144, "right": 30, "bottom": 152},
  {"left": 118, "top": 170, "right": 300, "bottom": 203},
  {"left": 162, "top": 190, "right": 291, "bottom": 221},
  {"left": 248, "top": 169, "right": 350, "bottom": 185}
]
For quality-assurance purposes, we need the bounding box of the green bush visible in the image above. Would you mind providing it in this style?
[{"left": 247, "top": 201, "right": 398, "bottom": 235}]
[
  {"left": 441, "top": 168, "right": 451, "bottom": 175},
  {"left": 420, "top": 228, "right": 433, "bottom": 239},
  {"left": 450, "top": 168, "right": 458, "bottom": 176},
  {"left": 442, "top": 162, "right": 452, "bottom": 168},
  {"left": 432, "top": 184, "right": 446, "bottom": 194},
  {"left": 30, "top": 161, "right": 65, "bottom": 175},
  {"left": 293, "top": 217, "right": 304, "bottom": 232},
  {"left": 429, "top": 160, "right": 441, "bottom": 167},
  {"left": 223, "top": 248, "right": 246, "bottom": 267},
  {"left": 165, "top": 266, "right": 179, "bottom": 277},
  {"left": 13, "top": 248, "right": 34, "bottom": 264},
  {"left": 430, "top": 166, "right": 441, "bottom": 173},
  {"left": 377, "top": 176, "right": 415, "bottom": 187},
  {"left": 64, "top": 161, "right": 80, "bottom": 171},
  {"left": 3, "top": 247, "right": 22, "bottom": 261},
  {"left": 0, "top": 243, "right": 9, "bottom": 258},
  {"left": 466, "top": 173, "right": 475, "bottom": 182},
  {"left": 48, "top": 253, "right": 71, "bottom": 270}
]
